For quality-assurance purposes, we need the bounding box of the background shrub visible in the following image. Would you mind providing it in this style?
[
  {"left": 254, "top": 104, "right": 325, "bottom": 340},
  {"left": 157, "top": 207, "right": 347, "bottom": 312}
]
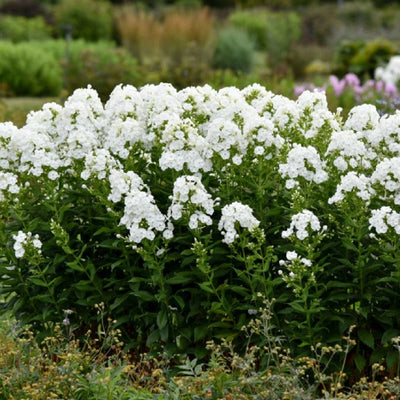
[
  {"left": 63, "top": 45, "right": 143, "bottom": 100},
  {"left": 212, "top": 26, "right": 255, "bottom": 73},
  {"left": 0, "top": 0, "right": 51, "bottom": 19},
  {"left": 0, "top": 41, "right": 62, "bottom": 96},
  {"left": 299, "top": 4, "right": 339, "bottom": 46},
  {"left": 53, "top": 0, "right": 113, "bottom": 41},
  {"left": 229, "top": 9, "right": 301, "bottom": 72},
  {"left": 0, "top": 16, "right": 52, "bottom": 42},
  {"left": 333, "top": 38, "right": 398, "bottom": 79},
  {"left": 115, "top": 6, "right": 213, "bottom": 62}
]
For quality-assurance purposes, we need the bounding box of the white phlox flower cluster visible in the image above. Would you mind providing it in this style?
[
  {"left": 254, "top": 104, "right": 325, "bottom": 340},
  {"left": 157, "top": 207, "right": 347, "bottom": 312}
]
[
  {"left": 278, "top": 250, "right": 312, "bottom": 276},
  {"left": 0, "top": 171, "right": 20, "bottom": 201},
  {"left": 375, "top": 56, "right": 400, "bottom": 86},
  {"left": 241, "top": 84, "right": 275, "bottom": 118},
  {"left": 369, "top": 206, "right": 400, "bottom": 235},
  {"left": 205, "top": 117, "right": 247, "bottom": 165},
  {"left": 3, "top": 124, "right": 62, "bottom": 177},
  {"left": 296, "top": 90, "right": 340, "bottom": 140},
  {"left": 282, "top": 209, "right": 323, "bottom": 240},
  {"left": 218, "top": 201, "right": 260, "bottom": 244},
  {"left": 167, "top": 175, "right": 214, "bottom": 229},
  {"left": 344, "top": 104, "right": 380, "bottom": 134},
  {"left": 81, "top": 149, "right": 120, "bottom": 180},
  {"left": 270, "top": 95, "right": 300, "bottom": 131},
  {"left": 52, "top": 87, "right": 105, "bottom": 161},
  {"left": 373, "top": 113, "right": 400, "bottom": 156},
  {"left": 326, "top": 130, "right": 374, "bottom": 172},
  {"left": 177, "top": 85, "right": 218, "bottom": 128},
  {"left": 278, "top": 144, "right": 329, "bottom": 189},
  {"left": 107, "top": 168, "right": 170, "bottom": 243},
  {"left": 371, "top": 157, "right": 400, "bottom": 204},
  {"left": 328, "top": 171, "right": 374, "bottom": 204},
  {"left": 13, "top": 230, "right": 42, "bottom": 258},
  {"left": 158, "top": 116, "right": 212, "bottom": 172},
  {"left": 104, "top": 85, "right": 151, "bottom": 157}
]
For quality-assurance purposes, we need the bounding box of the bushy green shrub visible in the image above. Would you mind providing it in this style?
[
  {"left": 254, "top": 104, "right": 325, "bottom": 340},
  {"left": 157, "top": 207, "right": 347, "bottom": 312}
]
[
  {"left": 212, "top": 27, "right": 255, "bottom": 73},
  {"left": 15, "top": 40, "right": 142, "bottom": 100},
  {"left": 334, "top": 38, "right": 397, "bottom": 79},
  {"left": 0, "top": 15, "right": 52, "bottom": 42},
  {"left": 59, "top": 41, "right": 143, "bottom": 100},
  {"left": 0, "top": 41, "right": 62, "bottom": 96},
  {"left": 53, "top": 0, "right": 113, "bottom": 41},
  {"left": 0, "top": 0, "right": 50, "bottom": 19},
  {"left": 229, "top": 10, "right": 301, "bottom": 70},
  {"left": 228, "top": 11, "right": 269, "bottom": 50},
  {"left": 299, "top": 4, "right": 339, "bottom": 45},
  {"left": 337, "top": 0, "right": 378, "bottom": 28}
]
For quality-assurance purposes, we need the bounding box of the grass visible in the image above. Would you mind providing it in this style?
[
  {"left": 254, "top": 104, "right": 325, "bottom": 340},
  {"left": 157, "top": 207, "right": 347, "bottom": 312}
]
[
  {"left": 1, "top": 300, "right": 400, "bottom": 399},
  {"left": 0, "top": 96, "right": 60, "bottom": 127}
]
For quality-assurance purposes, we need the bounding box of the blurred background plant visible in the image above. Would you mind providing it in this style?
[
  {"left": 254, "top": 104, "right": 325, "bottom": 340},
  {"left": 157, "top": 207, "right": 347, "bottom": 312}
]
[{"left": 0, "top": 0, "right": 400, "bottom": 106}]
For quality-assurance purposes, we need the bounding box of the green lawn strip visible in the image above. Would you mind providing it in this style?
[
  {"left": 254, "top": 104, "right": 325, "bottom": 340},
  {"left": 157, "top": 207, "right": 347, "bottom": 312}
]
[{"left": 0, "top": 97, "right": 59, "bottom": 127}]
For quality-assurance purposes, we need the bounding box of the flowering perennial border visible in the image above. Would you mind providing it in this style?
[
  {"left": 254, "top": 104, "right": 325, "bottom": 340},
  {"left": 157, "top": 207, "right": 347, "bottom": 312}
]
[{"left": 1, "top": 84, "right": 400, "bottom": 369}]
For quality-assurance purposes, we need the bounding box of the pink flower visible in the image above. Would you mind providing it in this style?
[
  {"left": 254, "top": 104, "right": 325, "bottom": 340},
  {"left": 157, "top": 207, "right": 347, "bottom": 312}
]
[{"left": 329, "top": 75, "right": 346, "bottom": 96}]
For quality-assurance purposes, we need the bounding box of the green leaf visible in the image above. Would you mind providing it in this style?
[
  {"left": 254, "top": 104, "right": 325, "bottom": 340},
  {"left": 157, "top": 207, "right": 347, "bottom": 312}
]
[
  {"left": 28, "top": 277, "right": 48, "bottom": 287},
  {"left": 146, "top": 329, "right": 160, "bottom": 346},
  {"left": 358, "top": 328, "right": 375, "bottom": 349},
  {"left": 289, "top": 301, "right": 305, "bottom": 313},
  {"left": 66, "top": 261, "right": 85, "bottom": 273},
  {"left": 132, "top": 290, "right": 154, "bottom": 302},
  {"left": 198, "top": 282, "right": 214, "bottom": 294},
  {"left": 166, "top": 273, "right": 193, "bottom": 285},
  {"left": 354, "top": 353, "right": 366, "bottom": 371},
  {"left": 381, "top": 329, "right": 400, "bottom": 345},
  {"left": 157, "top": 309, "right": 168, "bottom": 330},
  {"left": 386, "top": 350, "right": 399, "bottom": 369},
  {"left": 194, "top": 325, "right": 208, "bottom": 342}
]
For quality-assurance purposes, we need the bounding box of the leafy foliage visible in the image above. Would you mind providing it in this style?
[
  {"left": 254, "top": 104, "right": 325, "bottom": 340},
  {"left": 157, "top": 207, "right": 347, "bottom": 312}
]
[
  {"left": 212, "top": 27, "right": 256, "bottom": 73},
  {"left": 0, "top": 41, "right": 62, "bottom": 96},
  {"left": 53, "top": 0, "right": 114, "bottom": 41},
  {"left": 1, "top": 81, "right": 400, "bottom": 376}
]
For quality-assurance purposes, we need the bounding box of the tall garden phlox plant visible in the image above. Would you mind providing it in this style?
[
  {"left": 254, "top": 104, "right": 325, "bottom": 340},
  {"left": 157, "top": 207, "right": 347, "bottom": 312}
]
[{"left": 1, "top": 83, "right": 400, "bottom": 373}]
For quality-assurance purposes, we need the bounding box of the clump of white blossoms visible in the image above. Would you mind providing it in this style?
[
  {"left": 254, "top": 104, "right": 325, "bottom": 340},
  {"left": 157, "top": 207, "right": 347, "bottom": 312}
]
[
  {"left": 167, "top": 175, "right": 215, "bottom": 230},
  {"left": 278, "top": 250, "right": 314, "bottom": 295},
  {"left": 107, "top": 168, "right": 171, "bottom": 243},
  {"left": 278, "top": 144, "right": 329, "bottom": 189},
  {"left": 81, "top": 149, "right": 120, "bottom": 180},
  {"left": 375, "top": 56, "right": 400, "bottom": 87},
  {"left": 282, "top": 209, "right": 324, "bottom": 240},
  {"left": 371, "top": 157, "right": 400, "bottom": 205},
  {"left": 369, "top": 206, "right": 400, "bottom": 235},
  {"left": 296, "top": 90, "right": 340, "bottom": 140},
  {"left": 0, "top": 171, "right": 20, "bottom": 201},
  {"left": 218, "top": 202, "right": 260, "bottom": 244},
  {"left": 328, "top": 171, "right": 374, "bottom": 204},
  {"left": 13, "top": 231, "right": 42, "bottom": 258},
  {"left": 326, "top": 130, "right": 374, "bottom": 172},
  {"left": 344, "top": 104, "right": 380, "bottom": 135}
]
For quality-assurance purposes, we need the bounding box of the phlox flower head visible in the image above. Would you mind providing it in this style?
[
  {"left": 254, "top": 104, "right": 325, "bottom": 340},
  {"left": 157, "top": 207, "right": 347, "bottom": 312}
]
[
  {"left": 0, "top": 171, "right": 20, "bottom": 201},
  {"left": 282, "top": 209, "right": 322, "bottom": 240},
  {"left": 12, "top": 231, "right": 42, "bottom": 259},
  {"left": 326, "top": 130, "right": 374, "bottom": 172},
  {"left": 328, "top": 171, "right": 374, "bottom": 204},
  {"left": 369, "top": 206, "right": 400, "bottom": 235},
  {"left": 375, "top": 56, "right": 400, "bottom": 87},
  {"left": 344, "top": 104, "right": 380, "bottom": 134},
  {"left": 218, "top": 201, "right": 260, "bottom": 244},
  {"left": 167, "top": 175, "right": 214, "bottom": 230},
  {"left": 371, "top": 157, "right": 400, "bottom": 204},
  {"left": 278, "top": 144, "right": 328, "bottom": 189}
]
